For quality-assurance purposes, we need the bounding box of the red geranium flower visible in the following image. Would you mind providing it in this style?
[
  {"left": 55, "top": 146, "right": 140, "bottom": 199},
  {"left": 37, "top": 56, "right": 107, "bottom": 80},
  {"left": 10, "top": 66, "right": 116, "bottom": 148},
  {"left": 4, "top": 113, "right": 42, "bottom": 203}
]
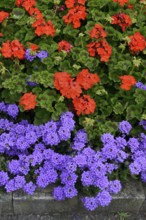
[
  {"left": 1, "top": 40, "right": 25, "bottom": 59},
  {"left": 54, "top": 72, "right": 82, "bottom": 99},
  {"left": 119, "top": 75, "right": 136, "bottom": 90},
  {"left": 113, "top": 0, "right": 128, "bottom": 6},
  {"left": 89, "top": 24, "right": 107, "bottom": 39},
  {"left": 0, "top": 11, "right": 9, "bottom": 23},
  {"left": 63, "top": 5, "right": 86, "bottom": 28},
  {"left": 19, "top": 92, "right": 37, "bottom": 110},
  {"left": 32, "top": 19, "right": 55, "bottom": 36},
  {"left": 76, "top": 69, "right": 100, "bottom": 90},
  {"left": 73, "top": 95, "right": 96, "bottom": 115},
  {"left": 58, "top": 40, "right": 73, "bottom": 52},
  {"left": 128, "top": 32, "right": 146, "bottom": 54},
  {"left": 65, "top": 0, "right": 86, "bottom": 8},
  {"left": 87, "top": 40, "right": 112, "bottom": 62},
  {"left": 111, "top": 13, "right": 132, "bottom": 32}
]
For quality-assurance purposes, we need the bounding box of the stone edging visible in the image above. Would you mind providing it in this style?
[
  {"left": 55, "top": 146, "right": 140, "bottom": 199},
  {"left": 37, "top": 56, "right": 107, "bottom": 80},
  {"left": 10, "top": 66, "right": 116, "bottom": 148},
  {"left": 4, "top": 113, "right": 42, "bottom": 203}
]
[{"left": 0, "top": 180, "right": 146, "bottom": 217}]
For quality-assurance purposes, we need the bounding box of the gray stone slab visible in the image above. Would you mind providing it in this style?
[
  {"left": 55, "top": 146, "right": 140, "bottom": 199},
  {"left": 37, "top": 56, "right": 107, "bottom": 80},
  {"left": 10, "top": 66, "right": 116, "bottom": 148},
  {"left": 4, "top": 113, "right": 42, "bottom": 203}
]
[
  {"left": 13, "top": 190, "right": 78, "bottom": 215},
  {"left": 140, "top": 183, "right": 146, "bottom": 214},
  {"left": 0, "top": 191, "right": 13, "bottom": 215},
  {"left": 1, "top": 180, "right": 145, "bottom": 217},
  {"left": 1, "top": 214, "right": 146, "bottom": 220}
]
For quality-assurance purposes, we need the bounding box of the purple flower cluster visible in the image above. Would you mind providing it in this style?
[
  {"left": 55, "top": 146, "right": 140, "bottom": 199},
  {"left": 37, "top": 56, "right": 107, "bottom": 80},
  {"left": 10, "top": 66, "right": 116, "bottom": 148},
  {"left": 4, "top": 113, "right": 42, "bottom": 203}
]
[
  {"left": 1, "top": 105, "right": 146, "bottom": 211},
  {"left": 25, "top": 49, "right": 48, "bottom": 62},
  {"left": 135, "top": 82, "right": 146, "bottom": 90},
  {"left": 0, "top": 101, "right": 19, "bottom": 118}
]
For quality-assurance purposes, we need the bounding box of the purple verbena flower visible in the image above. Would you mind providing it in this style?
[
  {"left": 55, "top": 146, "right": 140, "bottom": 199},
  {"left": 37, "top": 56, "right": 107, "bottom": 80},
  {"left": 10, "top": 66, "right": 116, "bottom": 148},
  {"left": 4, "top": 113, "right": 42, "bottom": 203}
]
[
  {"left": 118, "top": 121, "right": 132, "bottom": 135},
  {"left": 82, "top": 197, "right": 98, "bottom": 211}
]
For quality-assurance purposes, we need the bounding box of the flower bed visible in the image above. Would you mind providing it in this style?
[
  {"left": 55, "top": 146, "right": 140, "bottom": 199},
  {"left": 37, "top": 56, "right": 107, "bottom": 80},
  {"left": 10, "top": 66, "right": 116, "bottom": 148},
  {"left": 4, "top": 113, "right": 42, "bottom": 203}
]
[{"left": 0, "top": 0, "right": 146, "bottom": 213}]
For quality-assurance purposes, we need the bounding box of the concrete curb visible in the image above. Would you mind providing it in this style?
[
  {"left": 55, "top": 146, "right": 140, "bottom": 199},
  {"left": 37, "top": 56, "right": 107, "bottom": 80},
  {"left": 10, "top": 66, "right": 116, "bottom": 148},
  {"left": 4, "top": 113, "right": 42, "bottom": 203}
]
[{"left": 0, "top": 180, "right": 146, "bottom": 218}]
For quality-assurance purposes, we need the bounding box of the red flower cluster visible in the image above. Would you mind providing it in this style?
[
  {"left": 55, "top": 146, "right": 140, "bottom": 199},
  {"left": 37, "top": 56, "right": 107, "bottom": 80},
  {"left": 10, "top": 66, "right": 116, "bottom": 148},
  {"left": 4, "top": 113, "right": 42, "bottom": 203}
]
[
  {"left": 89, "top": 24, "right": 107, "bottom": 39},
  {"left": 87, "top": 23, "right": 112, "bottom": 62},
  {"left": 0, "top": 11, "right": 9, "bottom": 23},
  {"left": 119, "top": 75, "right": 136, "bottom": 90},
  {"left": 87, "top": 40, "right": 112, "bottom": 62},
  {"left": 0, "top": 33, "right": 3, "bottom": 37},
  {"left": 15, "top": 0, "right": 55, "bottom": 36},
  {"left": 1, "top": 40, "right": 25, "bottom": 59},
  {"left": 128, "top": 32, "right": 146, "bottom": 54},
  {"left": 76, "top": 69, "right": 100, "bottom": 90},
  {"left": 54, "top": 72, "right": 82, "bottom": 99},
  {"left": 19, "top": 92, "right": 37, "bottom": 110},
  {"left": 65, "top": 0, "right": 85, "bottom": 8},
  {"left": 113, "top": 0, "right": 128, "bottom": 6},
  {"left": 32, "top": 20, "right": 55, "bottom": 37},
  {"left": 58, "top": 40, "right": 73, "bottom": 52},
  {"left": 73, "top": 95, "right": 96, "bottom": 115},
  {"left": 54, "top": 69, "right": 100, "bottom": 115},
  {"left": 111, "top": 13, "right": 132, "bottom": 32},
  {"left": 63, "top": 5, "right": 86, "bottom": 28},
  {"left": 15, "top": 0, "right": 36, "bottom": 12}
]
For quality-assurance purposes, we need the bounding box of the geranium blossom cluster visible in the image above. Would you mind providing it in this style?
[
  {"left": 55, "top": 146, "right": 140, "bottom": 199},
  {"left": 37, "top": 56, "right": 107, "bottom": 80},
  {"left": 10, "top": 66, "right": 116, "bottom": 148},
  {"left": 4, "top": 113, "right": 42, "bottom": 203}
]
[
  {"left": 119, "top": 75, "right": 137, "bottom": 91},
  {"left": 113, "top": 0, "right": 128, "bottom": 6},
  {"left": 63, "top": 4, "right": 86, "bottom": 28},
  {"left": 58, "top": 40, "right": 73, "bottom": 53},
  {"left": 54, "top": 69, "right": 100, "bottom": 115},
  {"left": 111, "top": 13, "right": 132, "bottom": 32},
  {"left": 1, "top": 40, "right": 25, "bottom": 60},
  {"left": 19, "top": 92, "right": 37, "bottom": 111},
  {"left": 128, "top": 32, "right": 146, "bottom": 54},
  {"left": 15, "top": 0, "right": 55, "bottom": 36},
  {"left": 0, "top": 11, "right": 9, "bottom": 23},
  {"left": 1, "top": 103, "right": 146, "bottom": 211},
  {"left": 87, "top": 24, "right": 112, "bottom": 62}
]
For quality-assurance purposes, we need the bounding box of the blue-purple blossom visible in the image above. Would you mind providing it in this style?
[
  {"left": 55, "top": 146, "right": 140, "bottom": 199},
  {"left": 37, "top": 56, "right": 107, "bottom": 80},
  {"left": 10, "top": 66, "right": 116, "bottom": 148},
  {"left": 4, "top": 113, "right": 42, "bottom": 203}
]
[
  {"left": 53, "top": 186, "right": 65, "bottom": 200},
  {"left": 58, "top": 126, "right": 71, "bottom": 141},
  {"left": 101, "top": 133, "right": 115, "bottom": 144},
  {"left": 7, "top": 104, "right": 19, "bottom": 118},
  {"left": 60, "top": 171, "right": 78, "bottom": 186},
  {"left": 23, "top": 182, "right": 36, "bottom": 195},
  {"left": 115, "top": 137, "right": 127, "bottom": 149},
  {"left": 63, "top": 185, "right": 78, "bottom": 198},
  {"left": 82, "top": 197, "right": 98, "bottom": 211},
  {"left": 8, "top": 160, "right": 20, "bottom": 175},
  {"left": 94, "top": 176, "right": 109, "bottom": 190},
  {"left": 128, "top": 138, "right": 139, "bottom": 152},
  {"left": 71, "top": 141, "right": 85, "bottom": 151},
  {"left": 0, "top": 171, "right": 9, "bottom": 186},
  {"left": 108, "top": 180, "right": 122, "bottom": 194},
  {"left": 81, "top": 171, "right": 94, "bottom": 186},
  {"left": 25, "top": 49, "right": 37, "bottom": 61},
  {"left": 118, "top": 121, "right": 132, "bottom": 134},
  {"left": 96, "top": 191, "right": 112, "bottom": 207},
  {"left": 139, "top": 120, "right": 146, "bottom": 130},
  {"left": 129, "top": 161, "right": 141, "bottom": 175},
  {"left": 0, "top": 101, "right": 7, "bottom": 112},
  {"left": 36, "top": 50, "right": 49, "bottom": 61},
  {"left": 74, "top": 129, "right": 88, "bottom": 144},
  {"left": 101, "top": 143, "right": 118, "bottom": 160},
  {"left": 42, "top": 131, "right": 60, "bottom": 146},
  {"left": 141, "top": 172, "right": 146, "bottom": 182},
  {"left": 135, "top": 82, "right": 146, "bottom": 90}
]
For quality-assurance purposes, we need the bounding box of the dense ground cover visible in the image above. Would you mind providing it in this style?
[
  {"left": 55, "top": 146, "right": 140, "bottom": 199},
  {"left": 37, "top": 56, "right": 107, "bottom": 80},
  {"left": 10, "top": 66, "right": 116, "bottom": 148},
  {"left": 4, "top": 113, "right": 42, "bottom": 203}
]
[{"left": 0, "top": 0, "right": 146, "bottom": 211}]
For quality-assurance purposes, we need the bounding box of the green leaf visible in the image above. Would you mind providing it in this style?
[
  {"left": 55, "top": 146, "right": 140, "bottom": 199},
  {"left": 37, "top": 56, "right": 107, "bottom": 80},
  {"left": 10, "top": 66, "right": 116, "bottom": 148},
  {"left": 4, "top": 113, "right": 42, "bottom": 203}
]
[{"left": 11, "top": 8, "right": 25, "bottom": 20}]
